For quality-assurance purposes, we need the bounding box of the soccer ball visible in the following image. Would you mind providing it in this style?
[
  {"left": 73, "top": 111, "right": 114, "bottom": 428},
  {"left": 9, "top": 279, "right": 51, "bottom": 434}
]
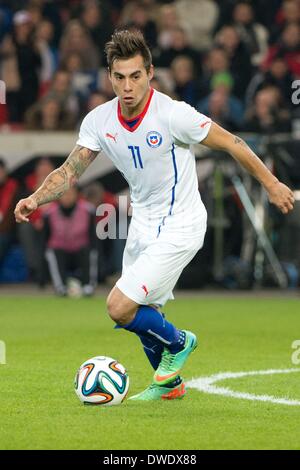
[{"left": 74, "top": 356, "right": 129, "bottom": 406}]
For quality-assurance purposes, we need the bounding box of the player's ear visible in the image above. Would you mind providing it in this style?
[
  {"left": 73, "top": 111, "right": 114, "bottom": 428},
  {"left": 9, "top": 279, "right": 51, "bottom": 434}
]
[
  {"left": 148, "top": 64, "right": 154, "bottom": 81},
  {"left": 107, "top": 67, "right": 112, "bottom": 82}
]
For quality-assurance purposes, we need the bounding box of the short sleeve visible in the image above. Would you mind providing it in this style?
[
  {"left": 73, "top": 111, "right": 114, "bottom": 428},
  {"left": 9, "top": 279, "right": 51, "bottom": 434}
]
[
  {"left": 169, "top": 101, "right": 212, "bottom": 145},
  {"left": 76, "top": 110, "right": 102, "bottom": 151}
]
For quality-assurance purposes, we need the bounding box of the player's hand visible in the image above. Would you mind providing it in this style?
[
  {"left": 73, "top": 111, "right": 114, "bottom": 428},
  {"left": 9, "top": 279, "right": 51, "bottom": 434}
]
[
  {"left": 267, "top": 181, "right": 295, "bottom": 214},
  {"left": 14, "top": 196, "right": 38, "bottom": 223}
]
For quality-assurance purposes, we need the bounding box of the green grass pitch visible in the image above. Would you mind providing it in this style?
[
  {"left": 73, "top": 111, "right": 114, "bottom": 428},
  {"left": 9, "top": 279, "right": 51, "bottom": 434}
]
[{"left": 0, "top": 295, "right": 299, "bottom": 450}]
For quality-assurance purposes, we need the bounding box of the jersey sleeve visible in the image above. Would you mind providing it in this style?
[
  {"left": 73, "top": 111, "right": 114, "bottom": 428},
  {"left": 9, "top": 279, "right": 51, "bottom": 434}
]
[
  {"left": 169, "top": 101, "right": 212, "bottom": 145},
  {"left": 76, "top": 110, "right": 102, "bottom": 152}
]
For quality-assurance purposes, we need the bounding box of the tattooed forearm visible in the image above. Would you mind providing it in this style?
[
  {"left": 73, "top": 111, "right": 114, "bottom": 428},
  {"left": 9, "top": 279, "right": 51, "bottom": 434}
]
[
  {"left": 33, "top": 167, "right": 68, "bottom": 205},
  {"left": 230, "top": 135, "right": 278, "bottom": 190},
  {"left": 234, "top": 136, "right": 249, "bottom": 149},
  {"left": 202, "top": 123, "right": 278, "bottom": 191},
  {"left": 63, "top": 145, "right": 98, "bottom": 181},
  {"left": 32, "top": 146, "right": 98, "bottom": 206}
]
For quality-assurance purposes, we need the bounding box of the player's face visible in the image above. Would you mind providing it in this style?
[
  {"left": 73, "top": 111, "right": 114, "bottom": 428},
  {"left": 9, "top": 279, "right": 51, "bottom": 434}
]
[{"left": 109, "top": 54, "right": 154, "bottom": 117}]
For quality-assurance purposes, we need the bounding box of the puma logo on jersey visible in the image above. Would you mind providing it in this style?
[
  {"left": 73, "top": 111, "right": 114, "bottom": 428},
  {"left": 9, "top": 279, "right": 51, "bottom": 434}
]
[
  {"left": 142, "top": 285, "right": 149, "bottom": 296},
  {"left": 200, "top": 120, "right": 211, "bottom": 128},
  {"left": 106, "top": 132, "right": 118, "bottom": 142}
]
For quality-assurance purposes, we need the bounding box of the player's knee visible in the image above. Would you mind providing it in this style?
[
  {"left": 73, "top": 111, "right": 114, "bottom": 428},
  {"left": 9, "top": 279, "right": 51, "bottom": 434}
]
[
  {"left": 106, "top": 295, "right": 118, "bottom": 321},
  {"left": 106, "top": 295, "right": 134, "bottom": 325}
]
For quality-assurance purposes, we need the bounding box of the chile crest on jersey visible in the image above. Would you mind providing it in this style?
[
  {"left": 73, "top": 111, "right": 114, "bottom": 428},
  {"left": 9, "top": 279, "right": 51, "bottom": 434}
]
[{"left": 146, "top": 131, "right": 163, "bottom": 148}]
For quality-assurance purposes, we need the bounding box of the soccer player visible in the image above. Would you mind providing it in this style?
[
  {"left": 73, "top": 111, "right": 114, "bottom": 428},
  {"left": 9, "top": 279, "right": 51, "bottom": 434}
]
[{"left": 14, "top": 29, "right": 295, "bottom": 401}]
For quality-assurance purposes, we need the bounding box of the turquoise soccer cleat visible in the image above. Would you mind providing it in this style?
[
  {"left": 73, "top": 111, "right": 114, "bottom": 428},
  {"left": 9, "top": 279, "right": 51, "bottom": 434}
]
[
  {"left": 129, "top": 381, "right": 186, "bottom": 401},
  {"left": 153, "top": 330, "right": 198, "bottom": 386}
]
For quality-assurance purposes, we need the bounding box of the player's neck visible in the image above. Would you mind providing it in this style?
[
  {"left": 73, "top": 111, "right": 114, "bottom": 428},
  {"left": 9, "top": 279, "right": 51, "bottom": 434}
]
[{"left": 119, "top": 88, "right": 152, "bottom": 120}]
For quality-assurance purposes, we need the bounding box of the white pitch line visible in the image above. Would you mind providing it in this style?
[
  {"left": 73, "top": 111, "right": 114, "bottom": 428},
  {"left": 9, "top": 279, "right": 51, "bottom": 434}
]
[{"left": 186, "top": 368, "right": 300, "bottom": 406}]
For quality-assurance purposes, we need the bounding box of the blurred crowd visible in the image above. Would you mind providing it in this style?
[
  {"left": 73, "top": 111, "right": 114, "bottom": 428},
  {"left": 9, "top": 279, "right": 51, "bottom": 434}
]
[
  {"left": 0, "top": 155, "right": 127, "bottom": 294},
  {"left": 0, "top": 0, "right": 299, "bottom": 133},
  {"left": 1, "top": 0, "right": 300, "bottom": 293}
]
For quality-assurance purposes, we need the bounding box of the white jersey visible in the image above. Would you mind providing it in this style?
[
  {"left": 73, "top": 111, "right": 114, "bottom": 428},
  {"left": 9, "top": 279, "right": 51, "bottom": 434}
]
[{"left": 77, "top": 88, "right": 211, "bottom": 238}]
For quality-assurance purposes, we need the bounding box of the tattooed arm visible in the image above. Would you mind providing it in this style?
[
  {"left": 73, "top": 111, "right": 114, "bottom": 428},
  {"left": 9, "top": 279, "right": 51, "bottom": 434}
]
[
  {"left": 201, "top": 122, "right": 294, "bottom": 214},
  {"left": 14, "top": 146, "right": 98, "bottom": 223}
]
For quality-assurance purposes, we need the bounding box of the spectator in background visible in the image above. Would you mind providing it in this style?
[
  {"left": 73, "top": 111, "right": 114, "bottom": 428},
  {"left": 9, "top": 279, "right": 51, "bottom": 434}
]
[
  {"left": 82, "top": 182, "right": 126, "bottom": 284},
  {"left": 270, "top": 0, "right": 300, "bottom": 44},
  {"left": 198, "top": 72, "right": 244, "bottom": 131},
  {"left": 175, "top": 0, "right": 219, "bottom": 51},
  {"left": 119, "top": 1, "right": 157, "bottom": 49},
  {"left": 248, "top": 0, "right": 283, "bottom": 31},
  {"left": 85, "top": 91, "right": 109, "bottom": 113},
  {"left": 170, "top": 55, "right": 200, "bottom": 105},
  {"left": 154, "top": 27, "right": 201, "bottom": 75},
  {"left": 262, "top": 23, "right": 300, "bottom": 78},
  {"left": 59, "top": 19, "right": 100, "bottom": 71},
  {"left": 26, "top": 2, "right": 44, "bottom": 30},
  {"left": 2, "top": 0, "right": 297, "bottom": 132},
  {"left": 97, "top": 68, "right": 115, "bottom": 100},
  {"left": 199, "top": 46, "right": 231, "bottom": 99},
  {"left": 155, "top": 3, "right": 180, "bottom": 50},
  {"left": 150, "top": 75, "right": 175, "bottom": 98},
  {"left": 246, "top": 54, "right": 296, "bottom": 109},
  {"left": 25, "top": 158, "right": 55, "bottom": 199},
  {"left": 61, "top": 52, "right": 99, "bottom": 106},
  {"left": 149, "top": 76, "right": 164, "bottom": 93},
  {"left": 79, "top": 0, "right": 113, "bottom": 64},
  {"left": 214, "top": 24, "right": 253, "bottom": 99},
  {"left": 34, "top": 18, "right": 58, "bottom": 93},
  {"left": 1, "top": 10, "right": 41, "bottom": 122},
  {"left": 243, "top": 85, "right": 291, "bottom": 134},
  {"left": 78, "top": 89, "right": 109, "bottom": 122},
  {"left": 36, "top": 0, "right": 63, "bottom": 49},
  {"left": 214, "top": 0, "right": 282, "bottom": 32},
  {"left": 61, "top": 51, "right": 84, "bottom": 74},
  {"left": 0, "top": 158, "right": 19, "bottom": 265},
  {"left": 40, "top": 69, "right": 79, "bottom": 117},
  {"left": 231, "top": 1, "right": 269, "bottom": 66},
  {"left": 214, "top": 0, "right": 237, "bottom": 30},
  {"left": 44, "top": 186, "right": 97, "bottom": 297},
  {"left": 25, "top": 96, "right": 75, "bottom": 130},
  {"left": 17, "top": 157, "right": 54, "bottom": 285}
]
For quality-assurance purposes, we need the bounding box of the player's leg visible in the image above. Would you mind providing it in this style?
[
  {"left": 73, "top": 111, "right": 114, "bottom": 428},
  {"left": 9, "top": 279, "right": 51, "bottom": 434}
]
[
  {"left": 107, "top": 286, "right": 188, "bottom": 356},
  {"left": 136, "top": 305, "right": 164, "bottom": 371},
  {"left": 112, "top": 234, "right": 205, "bottom": 386},
  {"left": 106, "top": 288, "right": 185, "bottom": 400},
  {"left": 108, "top": 288, "right": 182, "bottom": 394},
  {"left": 132, "top": 309, "right": 185, "bottom": 400},
  {"left": 109, "top": 289, "right": 184, "bottom": 397}
]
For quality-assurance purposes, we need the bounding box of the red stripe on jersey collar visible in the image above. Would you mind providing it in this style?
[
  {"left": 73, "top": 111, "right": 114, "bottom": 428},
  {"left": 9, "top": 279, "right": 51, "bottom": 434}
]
[{"left": 117, "top": 87, "right": 154, "bottom": 132}]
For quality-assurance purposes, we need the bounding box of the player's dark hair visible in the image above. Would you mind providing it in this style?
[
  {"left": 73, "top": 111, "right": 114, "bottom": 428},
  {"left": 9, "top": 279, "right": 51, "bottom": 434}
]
[{"left": 105, "top": 29, "right": 152, "bottom": 73}]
